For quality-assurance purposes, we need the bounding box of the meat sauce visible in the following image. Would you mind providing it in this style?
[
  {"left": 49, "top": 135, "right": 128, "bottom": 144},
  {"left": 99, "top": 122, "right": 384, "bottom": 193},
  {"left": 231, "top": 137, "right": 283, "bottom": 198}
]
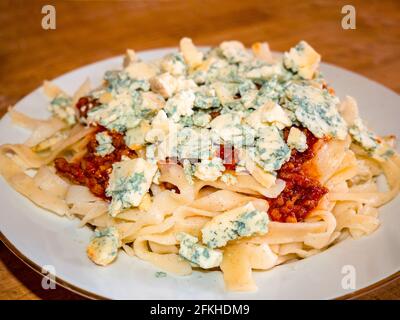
[
  {"left": 54, "top": 128, "right": 136, "bottom": 199},
  {"left": 57, "top": 97, "right": 326, "bottom": 222},
  {"left": 75, "top": 96, "right": 101, "bottom": 119},
  {"left": 267, "top": 128, "right": 328, "bottom": 223},
  {"left": 216, "top": 129, "right": 327, "bottom": 223}
]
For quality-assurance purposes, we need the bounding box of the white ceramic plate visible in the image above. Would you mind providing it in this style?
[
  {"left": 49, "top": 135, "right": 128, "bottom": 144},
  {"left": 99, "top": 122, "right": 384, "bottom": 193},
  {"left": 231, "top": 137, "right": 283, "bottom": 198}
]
[{"left": 1, "top": 48, "right": 399, "bottom": 300}]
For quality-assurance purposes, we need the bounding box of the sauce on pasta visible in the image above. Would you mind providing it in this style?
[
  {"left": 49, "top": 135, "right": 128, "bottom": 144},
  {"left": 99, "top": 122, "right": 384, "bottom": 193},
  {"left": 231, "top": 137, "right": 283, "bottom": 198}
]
[
  {"left": 267, "top": 128, "right": 328, "bottom": 223},
  {"left": 75, "top": 96, "right": 101, "bottom": 119},
  {"left": 55, "top": 128, "right": 136, "bottom": 199},
  {"left": 55, "top": 125, "right": 326, "bottom": 224}
]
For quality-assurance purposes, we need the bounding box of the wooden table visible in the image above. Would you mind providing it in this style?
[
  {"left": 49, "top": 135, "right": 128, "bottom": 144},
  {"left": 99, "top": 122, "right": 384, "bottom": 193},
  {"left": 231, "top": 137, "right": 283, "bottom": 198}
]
[{"left": 0, "top": 0, "right": 399, "bottom": 300}]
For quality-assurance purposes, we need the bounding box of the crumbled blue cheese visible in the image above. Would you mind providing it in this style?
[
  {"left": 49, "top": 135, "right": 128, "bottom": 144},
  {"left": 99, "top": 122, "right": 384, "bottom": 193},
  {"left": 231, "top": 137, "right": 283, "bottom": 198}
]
[
  {"left": 145, "top": 144, "right": 157, "bottom": 164},
  {"left": 190, "top": 56, "right": 221, "bottom": 84},
  {"left": 150, "top": 73, "right": 178, "bottom": 98},
  {"left": 182, "top": 159, "right": 195, "bottom": 185},
  {"left": 285, "top": 83, "right": 347, "bottom": 140},
  {"left": 106, "top": 158, "right": 158, "bottom": 216},
  {"left": 156, "top": 122, "right": 181, "bottom": 160},
  {"left": 238, "top": 59, "right": 284, "bottom": 82},
  {"left": 152, "top": 169, "right": 161, "bottom": 185},
  {"left": 210, "top": 113, "right": 256, "bottom": 147},
  {"left": 201, "top": 202, "right": 269, "bottom": 248},
  {"left": 235, "top": 158, "right": 248, "bottom": 174},
  {"left": 287, "top": 127, "right": 308, "bottom": 152},
  {"left": 87, "top": 90, "right": 141, "bottom": 132},
  {"left": 176, "top": 127, "right": 215, "bottom": 160},
  {"left": 175, "top": 76, "right": 198, "bottom": 92},
  {"left": 253, "top": 125, "right": 291, "bottom": 172},
  {"left": 245, "top": 100, "right": 292, "bottom": 130},
  {"left": 192, "top": 111, "right": 211, "bottom": 128},
  {"left": 87, "top": 89, "right": 164, "bottom": 133},
  {"left": 176, "top": 232, "right": 222, "bottom": 269},
  {"left": 220, "top": 173, "right": 238, "bottom": 186},
  {"left": 145, "top": 128, "right": 166, "bottom": 144},
  {"left": 161, "top": 53, "right": 187, "bottom": 76},
  {"left": 139, "top": 91, "right": 166, "bottom": 116},
  {"left": 349, "top": 118, "right": 394, "bottom": 160},
  {"left": 349, "top": 118, "right": 378, "bottom": 151},
  {"left": 219, "top": 41, "right": 252, "bottom": 63},
  {"left": 124, "top": 120, "right": 151, "bottom": 149},
  {"left": 155, "top": 271, "right": 167, "bottom": 278},
  {"left": 180, "top": 37, "right": 204, "bottom": 68},
  {"left": 95, "top": 131, "right": 115, "bottom": 156},
  {"left": 194, "top": 86, "right": 220, "bottom": 109},
  {"left": 178, "top": 115, "right": 194, "bottom": 127},
  {"left": 105, "top": 70, "right": 150, "bottom": 93},
  {"left": 254, "top": 76, "right": 286, "bottom": 104},
  {"left": 200, "top": 57, "right": 237, "bottom": 83},
  {"left": 210, "top": 113, "right": 242, "bottom": 143},
  {"left": 238, "top": 80, "right": 258, "bottom": 108},
  {"left": 123, "top": 49, "right": 137, "bottom": 67},
  {"left": 164, "top": 90, "right": 195, "bottom": 122},
  {"left": 212, "top": 82, "right": 239, "bottom": 107},
  {"left": 124, "top": 61, "right": 159, "bottom": 80},
  {"left": 48, "top": 94, "right": 76, "bottom": 125},
  {"left": 146, "top": 110, "right": 176, "bottom": 144},
  {"left": 194, "top": 157, "right": 225, "bottom": 181},
  {"left": 215, "top": 64, "right": 241, "bottom": 83},
  {"left": 87, "top": 227, "right": 121, "bottom": 266},
  {"left": 283, "top": 41, "right": 321, "bottom": 79}
]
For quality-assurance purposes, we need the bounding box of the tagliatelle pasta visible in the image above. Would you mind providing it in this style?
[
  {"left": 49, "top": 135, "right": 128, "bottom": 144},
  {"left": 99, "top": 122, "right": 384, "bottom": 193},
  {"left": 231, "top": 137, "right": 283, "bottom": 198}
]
[{"left": 1, "top": 38, "right": 399, "bottom": 292}]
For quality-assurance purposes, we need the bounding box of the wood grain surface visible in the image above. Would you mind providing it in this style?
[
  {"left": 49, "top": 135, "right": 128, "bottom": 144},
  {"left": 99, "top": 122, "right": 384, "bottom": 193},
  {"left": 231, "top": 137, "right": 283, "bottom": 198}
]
[{"left": 0, "top": 0, "right": 399, "bottom": 300}]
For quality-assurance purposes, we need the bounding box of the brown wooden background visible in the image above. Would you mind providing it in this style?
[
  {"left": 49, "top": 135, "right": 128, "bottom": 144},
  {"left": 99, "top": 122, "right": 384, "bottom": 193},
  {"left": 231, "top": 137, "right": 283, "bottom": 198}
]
[{"left": 0, "top": 0, "right": 399, "bottom": 300}]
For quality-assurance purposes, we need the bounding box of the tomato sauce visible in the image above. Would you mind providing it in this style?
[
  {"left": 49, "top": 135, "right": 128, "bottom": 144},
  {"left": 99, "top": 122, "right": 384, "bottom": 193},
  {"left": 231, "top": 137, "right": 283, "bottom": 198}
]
[
  {"left": 58, "top": 94, "right": 327, "bottom": 222},
  {"left": 75, "top": 96, "right": 101, "bottom": 119},
  {"left": 267, "top": 128, "right": 328, "bottom": 223},
  {"left": 54, "top": 127, "right": 136, "bottom": 199},
  {"left": 216, "top": 129, "right": 327, "bottom": 223}
]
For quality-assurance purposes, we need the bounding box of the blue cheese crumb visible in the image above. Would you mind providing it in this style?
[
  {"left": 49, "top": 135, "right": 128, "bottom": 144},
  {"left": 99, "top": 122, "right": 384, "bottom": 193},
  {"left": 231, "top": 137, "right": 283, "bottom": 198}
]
[
  {"left": 164, "top": 90, "right": 195, "bottom": 122},
  {"left": 176, "top": 232, "right": 222, "bottom": 269},
  {"left": 182, "top": 159, "right": 195, "bottom": 185},
  {"left": 106, "top": 158, "right": 158, "bottom": 216},
  {"left": 87, "top": 227, "right": 120, "bottom": 266},
  {"left": 194, "top": 157, "right": 225, "bottom": 182},
  {"left": 287, "top": 127, "right": 308, "bottom": 152},
  {"left": 155, "top": 271, "right": 167, "bottom": 278},
  {"left": 220, "top": 173, "right": 238, "bottom": 186},
  {"left": 349, "top": 118, "right": 395, "bottom": 160},
  {"left": 253, "top": 125, "right": 291, "bottom": 172},
  {"left": 201, "top": 202, "right": 269, "bottom": 249},
  {"left": 95, "top": 132, "right": 115, "bottom": 156},
  {"left": 283, "top": 41, "right": 321, "bottom": 80},
  {"left": 48, "top": 94, "right": 76, "bottom": 125},
  {"left": 285, "top": 83, "right": 347, "bottom": 140}
]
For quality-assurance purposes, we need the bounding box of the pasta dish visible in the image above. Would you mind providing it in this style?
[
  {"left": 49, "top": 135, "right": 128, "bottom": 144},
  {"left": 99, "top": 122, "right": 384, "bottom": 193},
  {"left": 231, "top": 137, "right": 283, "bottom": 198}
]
[{"left": 0, "top": 38, "right": 399, "bottom": 291}]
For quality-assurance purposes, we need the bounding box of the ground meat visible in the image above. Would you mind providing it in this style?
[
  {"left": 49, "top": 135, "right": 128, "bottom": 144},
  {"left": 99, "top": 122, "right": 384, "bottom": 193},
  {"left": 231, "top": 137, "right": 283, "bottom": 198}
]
[
  {"left": 209, "top": 111, "right": 221, "bottom": 120},
  {"left": 75, "top": 96, "right": 101, "bottom": 119},
  {"left": 267, "top": 128, "right": 328, "bottom": 223},
  {"left": 215, "top": 130, "right": 327, "bottom": 222},
  {"left": 54, "top": 127, "right": 136, "bottom": 199}
]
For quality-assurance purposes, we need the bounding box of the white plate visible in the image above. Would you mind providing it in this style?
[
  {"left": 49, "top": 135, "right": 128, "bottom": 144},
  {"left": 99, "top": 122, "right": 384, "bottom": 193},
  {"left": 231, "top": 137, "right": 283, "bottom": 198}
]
[{"left": 1, "top": 48, "right": 399, "bottom": 300}]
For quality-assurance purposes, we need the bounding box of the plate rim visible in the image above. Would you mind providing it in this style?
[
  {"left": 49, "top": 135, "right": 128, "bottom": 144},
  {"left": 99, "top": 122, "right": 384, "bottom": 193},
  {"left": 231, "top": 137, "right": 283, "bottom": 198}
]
[
  {"left": 1, "top": 47, "right": 399, "bottom": 300},
  {"left": 2, "top": 231, "right": 399, "bottom": 300}
]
